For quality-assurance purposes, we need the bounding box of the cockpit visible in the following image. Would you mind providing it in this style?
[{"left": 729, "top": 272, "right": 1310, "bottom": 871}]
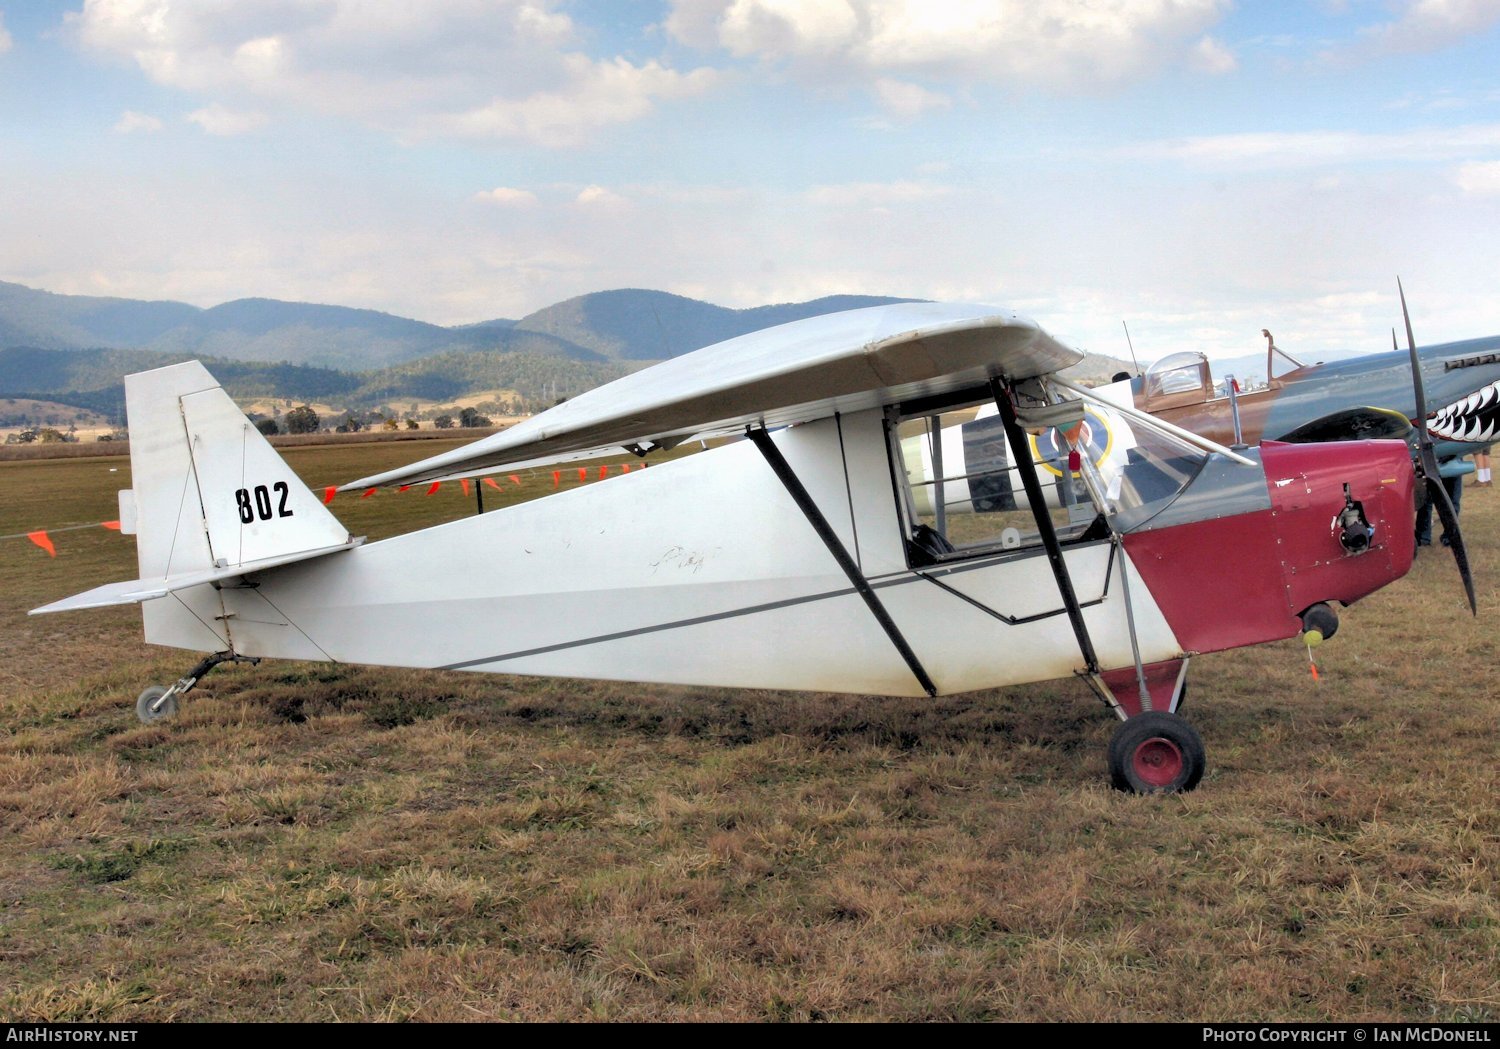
[{"left": 888, "top": 382, "right": 1217, "bottom": 567}]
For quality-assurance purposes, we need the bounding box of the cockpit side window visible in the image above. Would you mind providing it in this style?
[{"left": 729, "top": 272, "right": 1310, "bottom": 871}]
[{"left": 889, "top": 392, "right": 1108, "bottom": 566}]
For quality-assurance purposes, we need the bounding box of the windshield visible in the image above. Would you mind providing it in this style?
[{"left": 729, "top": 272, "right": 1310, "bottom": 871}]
[{"left": 1144, "top": 352, "right": 1208, "bottom": 399}]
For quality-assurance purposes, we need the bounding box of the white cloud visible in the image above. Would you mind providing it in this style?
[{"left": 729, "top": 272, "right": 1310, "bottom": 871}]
[
  {"left": 474, "top": 187, "right": 539, "bottom": 206},
  {"left": 1129, "top": 122, "right": 1500, "bottom": 170},
  {"left": 667, "top": 0, "right": 1233, "bottom": 89},
  {"left": 575, "top": 185, "right": 625, "bottom": 205},
  {"left": 113, "top": 109, "right": 164, "bottom": 133},
  {"left": 69, "top": 0, "right": 717, "bottom": 147},
  {"left": 1189, "top": 34, "right": 1236, "bottom": 74},
  {"left": 1455, "top": 160, "right": 1500, "bottom": 195},
  {"left": 804, "top": 179, "right": 950, "bottom": 206},
  {"left": 437, "top": 57, "right": 717, "bottom": 148},
  {"left": 872, "top": 77, "right": 950, "bottom": 119},
  {"left": 0, "top": 12, "right": 12, "bottom": 54},
  {"left": 186, "top": 103, "right": 268, "bottom": 136},
  {"left": 1352, "top": 0, "right": 1500, "bottom": 56}
]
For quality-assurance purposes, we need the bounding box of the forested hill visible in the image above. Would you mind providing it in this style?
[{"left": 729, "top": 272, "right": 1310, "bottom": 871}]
[
  {"left": 0, "top": 346, "right": 628, "bottom": 418},
  {"left": 0, "top": 281, "right": 913, "bottom": 371}
]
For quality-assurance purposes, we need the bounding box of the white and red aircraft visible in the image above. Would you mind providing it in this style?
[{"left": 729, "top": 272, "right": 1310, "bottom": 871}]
[{"left": 33, "top": 303, "right": 1419, "bottom": 792}]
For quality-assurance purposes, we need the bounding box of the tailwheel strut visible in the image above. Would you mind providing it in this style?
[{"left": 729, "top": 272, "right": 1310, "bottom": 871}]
[{"left": 135, "top": 651, "right": 260, "bottom": 724}]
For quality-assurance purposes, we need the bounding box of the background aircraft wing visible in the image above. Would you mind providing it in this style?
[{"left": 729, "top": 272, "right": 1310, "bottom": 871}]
[{"left": 341, "top": 302, "right": 1083, "bottom": 489}]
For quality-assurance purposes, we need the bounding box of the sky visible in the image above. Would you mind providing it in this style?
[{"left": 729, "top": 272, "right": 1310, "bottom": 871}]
[{"left": 1, "top": 0, "right": 1499, "bottom": 361}]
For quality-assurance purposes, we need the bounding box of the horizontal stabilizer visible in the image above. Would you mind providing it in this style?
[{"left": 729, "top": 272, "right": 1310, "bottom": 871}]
[{"left": 29, "top": 539, "right": 361, "bottom": 616}]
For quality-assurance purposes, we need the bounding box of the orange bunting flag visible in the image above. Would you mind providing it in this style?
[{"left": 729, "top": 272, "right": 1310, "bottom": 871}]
[
  {"left": 460, "top": 478, "right": 471, "bottom": 497},
  {"left": 621, "top": 464, "right": 631, "bottom": 473},
  {"left": 28, "top": 531, "right": 56, "bottom": 557},
  {"left": 427, "top": 482, "right": 441, "bottom": 496},
  {"left": 323, "top": 486, "right": 337, "bottom": 504},
  {"left": 641, "top": 461, "right": 648, "bottom": 468},
  {"left": 399, "top": 484, "right": 412, "bottom": 492},
  {"left": 553, "top": 470, "right": 561, "bottom": 488},
  {"left": 509, "top": 475, "right": 521, "bottom": 486},
  {"left": 362, "top": 487, "right": 377, "bottom": 499},
  {"left": 599, "top": 465, "right": 609, "bottom": 479},
  {"left": 577, "top": 467, "right": 587, "bottom": 482},
  {"left": 101, "top": 520, "right": 121, "bottom": 531},
  {"left": 484, "top": 477, "right": 501, "bottom": 491}
]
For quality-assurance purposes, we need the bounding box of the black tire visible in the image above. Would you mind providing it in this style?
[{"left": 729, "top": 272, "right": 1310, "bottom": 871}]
[
  {"left": 135, "top": 685, "right": 178, "bottom": 724},
  {"left": 1108, "top": 711, "right": 1205, "bottom": 794}
]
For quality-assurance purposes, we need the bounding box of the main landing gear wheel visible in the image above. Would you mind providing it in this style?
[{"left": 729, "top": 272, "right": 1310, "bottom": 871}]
[
  {"left": 135, "top": 685, "right": 178, "bottom": 724},
  {"left": 1108, "top": 711, "right": 1205, "bottom": 794}
]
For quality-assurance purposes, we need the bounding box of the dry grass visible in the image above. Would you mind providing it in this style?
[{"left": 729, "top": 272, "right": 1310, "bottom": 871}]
[{"left": 0, "top": 445, "right": 1495, "bottom": 1021}]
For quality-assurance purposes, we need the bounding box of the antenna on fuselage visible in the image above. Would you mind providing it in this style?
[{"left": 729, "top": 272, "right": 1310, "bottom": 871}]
[{"left": 1122, "top": 320, "right": 1141, "bottom": 377}]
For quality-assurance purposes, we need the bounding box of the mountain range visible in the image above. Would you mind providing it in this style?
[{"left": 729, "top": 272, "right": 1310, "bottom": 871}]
[{"left": 0, "top": 281, "right": 1131, "bottom": 418}]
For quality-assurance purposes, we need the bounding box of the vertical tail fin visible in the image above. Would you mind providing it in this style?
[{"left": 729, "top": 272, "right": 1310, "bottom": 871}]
[{"left": 127, "top": 361, "right": 350, "bottom": 579}]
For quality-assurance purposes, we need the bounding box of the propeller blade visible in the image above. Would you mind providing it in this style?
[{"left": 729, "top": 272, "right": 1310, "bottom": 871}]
[
  {"left": 1400, "top": 278, "right": 1429, "bottom": 438},
  {"left": 1427, "top": 474, "right": 1477, "bottom": 615},
  {"left": 1401, "top": 278, "right": 1477, "bottom": 615}
]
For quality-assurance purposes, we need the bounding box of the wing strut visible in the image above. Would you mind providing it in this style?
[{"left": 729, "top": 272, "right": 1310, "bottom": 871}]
[
  {"left": 746, "top": 425, "right": 938, "bottom": 698},
  {"left": 992, "top": 379, "right": 1102, "bottom": 676}
]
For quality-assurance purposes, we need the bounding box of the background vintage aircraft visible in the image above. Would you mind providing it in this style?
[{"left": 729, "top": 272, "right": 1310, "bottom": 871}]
[
  {"left": 1119, "top": 329, "right": 1500, "bottom": 467},
  {"left": 1108, "top": 286, "right": 1480, "bottom": 612},
  {"left": 33, "top": 303, "right": 1422, "bottom": 793}
]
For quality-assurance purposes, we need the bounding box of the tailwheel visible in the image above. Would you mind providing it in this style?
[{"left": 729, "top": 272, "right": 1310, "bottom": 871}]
[
  {"left": 130, "top": 652, "right": 260, "bottom": 725},
  {"left": 1108, "top": 711, "right": 1205, "bottom": 794},
  {"left": 135, "top": 684, "right": 179, "bottom": 724}
]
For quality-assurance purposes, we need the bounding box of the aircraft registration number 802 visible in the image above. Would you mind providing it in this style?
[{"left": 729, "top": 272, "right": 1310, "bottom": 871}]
[{"left": 235, "top": 482, "right": 294, "bottom": 524}]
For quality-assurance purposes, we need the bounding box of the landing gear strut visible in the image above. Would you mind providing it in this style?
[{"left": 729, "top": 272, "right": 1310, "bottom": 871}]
[{"left": 134, "top": 651, "right": 259, "bottom": 724}]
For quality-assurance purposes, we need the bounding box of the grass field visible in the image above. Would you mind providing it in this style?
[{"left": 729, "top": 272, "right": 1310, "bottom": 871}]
[{"left": 0, "top": 443, "right": 1495, "bottom": 1022}]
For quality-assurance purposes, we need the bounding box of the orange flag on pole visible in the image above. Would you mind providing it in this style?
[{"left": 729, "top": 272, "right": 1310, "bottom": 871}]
[
  {"left": 323, "top": 486, "right": 337, "bottom": 504},
  {"left": 484, "top": 477, "right": 501, "bottom": 491},
  {"left": 509, "top": 475, "right": 521, "bottom": 485},
  {"left": 553, "top": 470, "right": 561, "bottom": 488},
  {"left": 427, "top": 482, "right": 441, "bottom": 495},
  {"left": 577, "top": 467, "right": 586, "bottom": 482},
  {"left": 599, "top": 465, "right": 609, "bottom": 479},
  {"left": 101, "top": 520, "right": 121, "bottom": 531},
  {"left": 362, "top": 488, "right": 377, "bottom": 499},
  {"left": 28, "top": 531, "right": 55, "bottom": 557},
  {"left": 460, "top": 478, "right": 470, "bottom": 497}
]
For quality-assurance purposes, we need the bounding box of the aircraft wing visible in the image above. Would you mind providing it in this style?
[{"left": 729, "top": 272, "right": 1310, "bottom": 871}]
[{"left": 341, "top": 303, "right": 1083, "bottom": 490}]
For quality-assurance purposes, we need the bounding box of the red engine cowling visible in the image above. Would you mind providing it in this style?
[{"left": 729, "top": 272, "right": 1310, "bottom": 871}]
[{"left": 1122, "top": 439, "right": 1415, "bottom": 659}]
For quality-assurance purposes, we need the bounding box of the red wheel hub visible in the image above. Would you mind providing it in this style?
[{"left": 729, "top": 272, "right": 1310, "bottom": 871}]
[{"left": 1132, "top": 736, "right": 1184, "bottom": 788}]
